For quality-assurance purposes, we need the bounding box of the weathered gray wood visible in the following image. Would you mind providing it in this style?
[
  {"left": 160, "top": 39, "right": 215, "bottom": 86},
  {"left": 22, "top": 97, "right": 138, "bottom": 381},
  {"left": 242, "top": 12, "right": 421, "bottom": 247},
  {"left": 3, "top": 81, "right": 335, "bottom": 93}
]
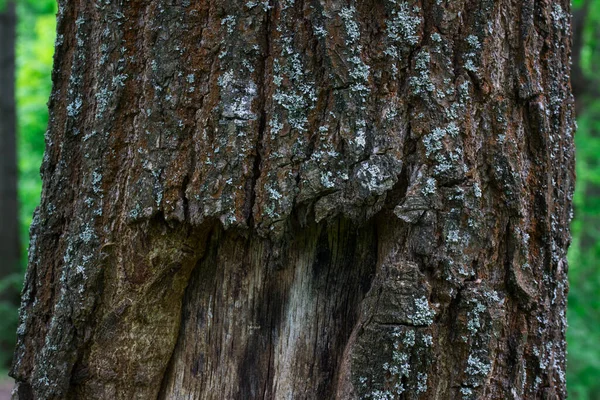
[{"left": 11, "top": 0, "right": 575, "bottom": 399}]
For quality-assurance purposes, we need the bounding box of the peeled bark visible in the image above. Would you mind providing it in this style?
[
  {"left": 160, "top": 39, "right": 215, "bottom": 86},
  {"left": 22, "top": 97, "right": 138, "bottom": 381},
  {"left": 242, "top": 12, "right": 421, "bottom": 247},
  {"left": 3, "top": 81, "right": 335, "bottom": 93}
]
[{"left": 11, "top": 0, "right": 575, "bottom": 399}]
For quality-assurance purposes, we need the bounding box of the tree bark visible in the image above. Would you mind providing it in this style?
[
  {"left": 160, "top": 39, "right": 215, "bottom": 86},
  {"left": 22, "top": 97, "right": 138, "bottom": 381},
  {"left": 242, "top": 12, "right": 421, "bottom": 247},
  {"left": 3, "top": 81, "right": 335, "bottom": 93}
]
[
  {"left": 11, "top": 0, "right": 575, "bottom": 399},
  {"left": 0, "top": 0, "right": 18, "bottom": 287}
]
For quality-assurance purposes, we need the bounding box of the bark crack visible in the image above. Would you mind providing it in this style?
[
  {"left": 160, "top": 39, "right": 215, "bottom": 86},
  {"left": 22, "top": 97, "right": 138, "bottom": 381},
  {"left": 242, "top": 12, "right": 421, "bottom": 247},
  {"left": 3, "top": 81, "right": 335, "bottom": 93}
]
[{"left": 246, "top": 4, "right": 273, "bottom": 229}]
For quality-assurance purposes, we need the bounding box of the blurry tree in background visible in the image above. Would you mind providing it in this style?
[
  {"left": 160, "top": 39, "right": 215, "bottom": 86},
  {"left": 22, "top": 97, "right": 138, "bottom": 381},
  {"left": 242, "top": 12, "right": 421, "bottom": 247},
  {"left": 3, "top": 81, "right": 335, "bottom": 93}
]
[
  {"left": 0, "top": 0, "right": 18, "bottom": 371},
  {"left": 568, "top": 1, "right": 600, "bottom": 398},
  {"left": 0, "top": 2, "right": 18, "bottom": 271},
  {"left": 0, "top": 0, "right": 55, "bottom": 371},
  {"left": 0, "top": 0, "right": 19, "bottom": 370}
]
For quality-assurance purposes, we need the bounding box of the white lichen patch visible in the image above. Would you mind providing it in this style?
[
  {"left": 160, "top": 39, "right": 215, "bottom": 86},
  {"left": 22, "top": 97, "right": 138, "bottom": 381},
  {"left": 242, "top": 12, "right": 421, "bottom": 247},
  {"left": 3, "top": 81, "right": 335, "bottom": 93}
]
[
  {"left": 363, "top": 326, "right": 432, "bottom": 399},
  {"left": 460, "top": 387, "right": 473, "bottom": 398},
  {"left": 465, "top": 354, "right": 491, "bottom": 376},
  {"left": 271, "top": 39, "right": 317, "bottom": 132},
  {"left": 313, "top": 25, "right": 327, "bottom": 38},
  {"left": 466, "top": 299, "right": 486, "bottom": 336},
  {"left": 355, "top": 157, "right": 398, "bottom": 197},
  {"left": 409, "top": 50, "right": 435, "bottom": 96},
  {"left": 422, "top": 121, "right": 465, "bottom": 179},
  {"left": 355, "top": 119, "right": 367, "bottom": 148},
  {"left": 338, "top": 6, "right": 371, "bottom": 105},
  {"left": 218, "top": 70, "right": 235, "bottom": 88},
  {"left": 112, "top": 73, "right": 128, "bottom": 87},
  {"left": 422, "top": 177, "right": 437, "bottom": 195},
  {"left": 268, "top": 117, "right": 284, "bottom": 138},
  {"left": 79, "top": 224, "right": 96, "bottom": 244},
  {"left": 67, "top": 97, "right": 83, "bottom": 118},
  {"left": 466, "top": 35, "right": 480, "bottom": 50},
  {"left": 550, "top": 4, "right": 569, "bottom": 31},
  {"left": 91, "top": 170, "right": 103, "bottom": 195},
  {"left": 402, "top": 330, "right": 416, "bottom": 347},
  {"left": 423, "top": 127, "right": 446, "bottom": 157},
  {"left": 221, "top": 15, "right": 236, "bottom": 34},
  {"left": 267, "top": 185, "right": 283, "bottom": 201},
  {"left": 416, "top": 372, "right": 428, "bottom": 393},
  {"left": 245, "top": 0, "right": 271, "bottom": 11},
  {"left": 320, "top": 171, "right": 336, "bottom": 189},
  {"left": 348, "top": 56, "right": 371, "bottom": 95},
  {"left": 473, "top": 182, "right": 482, "bottom": 198},
  {"left": 339, "top": 6, "right": 361, "bottom": 46},
  {"left": 464, "top": 59, "right": 477, "bottom": 73},
  {"left": 411, "top": 296, "right": 435, "bottom": 325},
  {"left": 446, "top": 229, "right": 461, "bottom": 244},
  {"left": 463, "top": 34, "right": 481, "bottom": 73},
  {"left": 385, "top": 2, "right": 421, "bottom": 47},
  {"left": 422, "top": 334, "right": 433, "bottom": 347}
]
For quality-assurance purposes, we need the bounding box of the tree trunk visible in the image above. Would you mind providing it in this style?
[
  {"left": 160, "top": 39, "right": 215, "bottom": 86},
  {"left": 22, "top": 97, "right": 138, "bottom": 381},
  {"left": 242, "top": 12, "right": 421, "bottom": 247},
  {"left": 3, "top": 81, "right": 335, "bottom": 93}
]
[
  {"left": 0, "top": 0, "right": 18, "bottom": 287},
  {"left": 11, "top": 1, "right": 575, "bottom": 399}
]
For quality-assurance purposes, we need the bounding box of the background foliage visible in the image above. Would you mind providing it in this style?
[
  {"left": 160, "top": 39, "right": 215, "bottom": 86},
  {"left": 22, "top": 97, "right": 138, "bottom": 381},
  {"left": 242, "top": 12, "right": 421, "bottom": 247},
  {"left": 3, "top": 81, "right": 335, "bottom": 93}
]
[
  {"left": 0, "top": 1, "right": 599, "bottom": 398},
  {"left": 568, "top": 1, "right": 600, "bottom": 398}
]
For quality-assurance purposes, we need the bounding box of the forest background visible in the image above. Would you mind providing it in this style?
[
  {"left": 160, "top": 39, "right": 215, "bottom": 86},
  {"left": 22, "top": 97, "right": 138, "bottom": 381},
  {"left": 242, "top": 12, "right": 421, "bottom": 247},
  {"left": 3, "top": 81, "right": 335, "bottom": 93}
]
[{"left": 0, "top": 1, "right": 598, "bottom": 398}]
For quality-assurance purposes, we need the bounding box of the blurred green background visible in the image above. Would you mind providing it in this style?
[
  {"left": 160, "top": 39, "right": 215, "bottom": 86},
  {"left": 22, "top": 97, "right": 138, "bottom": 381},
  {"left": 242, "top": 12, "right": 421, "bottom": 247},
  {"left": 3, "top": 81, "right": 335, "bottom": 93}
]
[{"left": 0, "top": 0, "right": 599, "bottom": 398}]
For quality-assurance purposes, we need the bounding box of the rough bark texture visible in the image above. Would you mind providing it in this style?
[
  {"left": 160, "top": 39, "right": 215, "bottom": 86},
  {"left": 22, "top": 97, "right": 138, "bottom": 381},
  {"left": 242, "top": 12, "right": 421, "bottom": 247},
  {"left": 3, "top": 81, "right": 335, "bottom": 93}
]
[
  {"left": 11, "top": 0, "right": 575, "bottom": 399},
  {"left": 0, "top": 0, "right": 19, "bottom": 289}
]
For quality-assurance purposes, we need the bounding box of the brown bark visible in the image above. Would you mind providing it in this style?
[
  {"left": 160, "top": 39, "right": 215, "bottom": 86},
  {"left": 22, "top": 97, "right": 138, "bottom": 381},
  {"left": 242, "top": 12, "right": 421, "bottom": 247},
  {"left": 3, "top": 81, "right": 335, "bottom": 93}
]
[{"left": 11, "top": 0, "right": 575, "bottom": 399}]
